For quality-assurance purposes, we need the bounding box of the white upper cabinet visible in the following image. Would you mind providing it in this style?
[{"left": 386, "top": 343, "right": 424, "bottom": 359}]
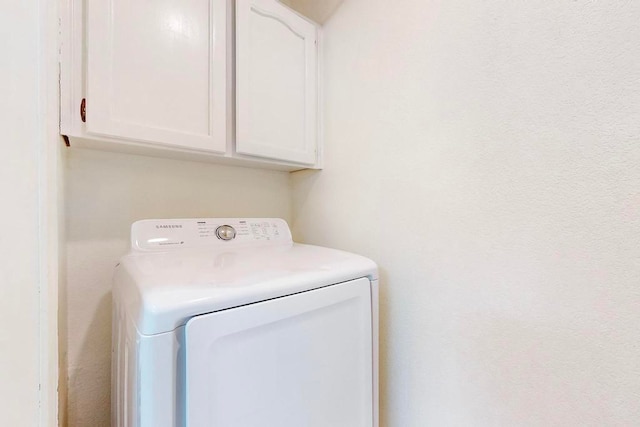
[
  {"left": 236, "top": 0, "right": 318, "bottom": 165},
  {"left": 85, "top": 0, "right": 229, "bottom": 153},
  {"left": 60, "top": 0, "right": 320, "bottom": 170}
]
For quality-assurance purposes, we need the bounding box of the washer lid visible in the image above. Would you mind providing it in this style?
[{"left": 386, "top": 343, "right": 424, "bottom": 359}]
[{"left": 114, "top": 218, "right": 378, "bottom": 335}]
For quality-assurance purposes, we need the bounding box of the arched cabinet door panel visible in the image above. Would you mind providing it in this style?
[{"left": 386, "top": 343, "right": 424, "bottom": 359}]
[{"left": 236, "top": 0, "right": 318, "bottom": 165}]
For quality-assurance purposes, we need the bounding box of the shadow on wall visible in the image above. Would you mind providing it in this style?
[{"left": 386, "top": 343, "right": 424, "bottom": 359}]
[
  {"left": 65, "top": 293, "right": 112, "bottom": 427},
  {"left": 279, "top": 0, "right": 345, "bottom": 23},
  {"left": 377, "top": 267, "right": 391, "bottom": 427}
]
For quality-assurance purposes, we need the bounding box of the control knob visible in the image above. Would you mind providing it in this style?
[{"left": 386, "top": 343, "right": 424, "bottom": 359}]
[{"left": 215, "top": 225, "right": 236, "bottom": 241}]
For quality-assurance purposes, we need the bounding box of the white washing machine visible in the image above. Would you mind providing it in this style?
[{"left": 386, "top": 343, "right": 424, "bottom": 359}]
[{"left": 112, "top": 218, "right": 378, "bottom": 427}]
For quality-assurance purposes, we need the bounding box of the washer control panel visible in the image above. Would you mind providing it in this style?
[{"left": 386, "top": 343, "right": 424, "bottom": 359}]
[{"left": 132, "top": 218, "right": 292, "bottom": 251}]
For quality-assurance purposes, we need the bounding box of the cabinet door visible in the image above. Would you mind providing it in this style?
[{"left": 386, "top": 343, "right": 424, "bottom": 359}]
[
  {"left": 86, "top": 0, "right": 229, "bottom": 152},
  {"left": 236, "top": 0, "right": 318, "bottom": 165},
  {"left": 185, "top": 278, "right": 373, "bottom": 427}
]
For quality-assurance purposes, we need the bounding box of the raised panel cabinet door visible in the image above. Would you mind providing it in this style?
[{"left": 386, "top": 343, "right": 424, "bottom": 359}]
[
  {"left": 86, "top": 0, "right": 229, "bottom": 152},
  {"left": 236, "top": 0, "right": 318, "bottom": 165}
]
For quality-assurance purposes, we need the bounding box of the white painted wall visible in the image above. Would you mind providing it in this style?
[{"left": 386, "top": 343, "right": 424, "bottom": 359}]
[
  {"left": 0, "top": 0, "right": 59, "bottom": 426},
  {"left": 292, "top": 0, "right": 640, "bottom": 425},
  {"left": 0, "top": 1, "right": 41, "bottom": 422},
  {"left": 63, "top": 149, "right": 292, "bottom": 426}
]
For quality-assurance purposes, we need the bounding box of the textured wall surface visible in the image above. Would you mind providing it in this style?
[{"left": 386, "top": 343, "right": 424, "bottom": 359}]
[
  {"left": 0, "top": 2, "right": 43, "bottom": 425},
  {"left": 63, "top": 149, "right": 292, "bottom": 426},
  {"left": 292, "top": 0, "right": 640, "bottom": 425}
]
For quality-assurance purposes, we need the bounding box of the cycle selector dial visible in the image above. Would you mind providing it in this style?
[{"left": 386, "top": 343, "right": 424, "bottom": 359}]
[{"left": 215, "top": 225, "right": 236, "bottom": 241}]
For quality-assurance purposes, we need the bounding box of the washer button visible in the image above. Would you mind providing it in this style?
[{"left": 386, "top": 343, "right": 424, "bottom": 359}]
[{"left": 215, "top": 225, "right": 236, "bottom": 241}]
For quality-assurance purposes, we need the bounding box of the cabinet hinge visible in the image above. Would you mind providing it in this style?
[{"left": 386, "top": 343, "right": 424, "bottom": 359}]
[{"left": 80, "top": 98, "right": 86, "bottom": 122}]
